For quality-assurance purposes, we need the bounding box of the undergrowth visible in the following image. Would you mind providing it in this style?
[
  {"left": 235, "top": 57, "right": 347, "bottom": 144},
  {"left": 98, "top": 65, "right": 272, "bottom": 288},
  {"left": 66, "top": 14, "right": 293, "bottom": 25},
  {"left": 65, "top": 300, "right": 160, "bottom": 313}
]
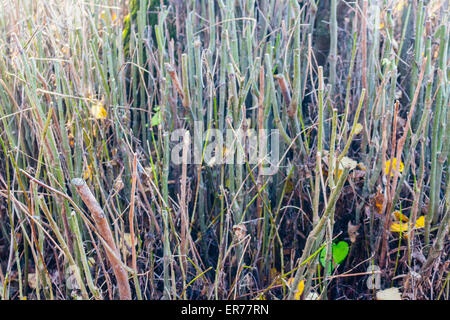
[{"left": 0, "top": 0, "right": 448, "bottom": 300}]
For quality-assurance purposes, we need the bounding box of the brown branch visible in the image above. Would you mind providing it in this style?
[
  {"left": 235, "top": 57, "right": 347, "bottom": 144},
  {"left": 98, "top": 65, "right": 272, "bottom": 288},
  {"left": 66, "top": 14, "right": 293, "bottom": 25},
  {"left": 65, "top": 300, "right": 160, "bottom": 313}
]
[
  {"left": 274, "top": 74, "right": 293, "bottom": 116},
  {"left": 380, "top": 57, "right": 427, "bottom": 268},
  {"left": 165, "top": 62, "right": 185, "bottom": 101},
  {"left": 129, "top": 154, "right": 138, "bottom": 272},
  {"left": 72, "top": 178, "right": 132, "bottom": 300}
]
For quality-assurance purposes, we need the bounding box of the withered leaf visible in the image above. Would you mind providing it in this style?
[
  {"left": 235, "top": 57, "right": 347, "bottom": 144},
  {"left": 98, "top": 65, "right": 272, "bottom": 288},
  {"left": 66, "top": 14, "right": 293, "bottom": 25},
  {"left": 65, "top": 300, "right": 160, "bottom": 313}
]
[
  {"left": 347, "top": 221, "right": 360, "bottom": 243},
  {"left": 373, "top": 187, "right": 384, "bottom": 214},
  {"left": 232, "top": 224, "right": 247, "bottom": 242}
]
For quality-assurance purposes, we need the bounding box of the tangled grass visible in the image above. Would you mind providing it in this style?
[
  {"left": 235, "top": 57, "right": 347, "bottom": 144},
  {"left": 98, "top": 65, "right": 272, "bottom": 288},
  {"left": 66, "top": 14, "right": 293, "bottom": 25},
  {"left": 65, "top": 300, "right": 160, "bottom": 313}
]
[{"left": 0, "top": 0, "right": 448, "bottom": 300}]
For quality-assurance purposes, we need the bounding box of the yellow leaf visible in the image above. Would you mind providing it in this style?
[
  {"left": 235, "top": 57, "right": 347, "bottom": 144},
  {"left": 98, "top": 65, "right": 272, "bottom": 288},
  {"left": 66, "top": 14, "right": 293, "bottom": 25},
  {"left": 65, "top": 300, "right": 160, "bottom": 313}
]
[
  {"left": 83, "top": 163, "right": 93, "bottom": 181},
  {"left": 354, "top": 123, "right": 363, "bottom": 135},
  {"left": 390, "top": 222, "right": 409, "bottom": 233},
  {"left": 415, "top": 216, "right": 425, "bottom": 228},
  {"left": 393, "top": 210, "right": 409, "bottom": 222},
  {"left": 375, "top": 201, "right": 383, "bottom": 214},
  {"left": 391, "top": 215, "right": 426, "bottom": 234},
  {"left": 87, "top": 257, "right": 96, "bottom": 268},
  {"left": 295, "top": 280, "right": 304, "bottom": 300},
  {"left": 384, "top": 158, "right": 404, "bottom": 177},
  {"left": 91, "top": 101, "right": 107, "bottom": 120},
  {"left": 287, "top": 278, "right": 304, "bottom": 300}
]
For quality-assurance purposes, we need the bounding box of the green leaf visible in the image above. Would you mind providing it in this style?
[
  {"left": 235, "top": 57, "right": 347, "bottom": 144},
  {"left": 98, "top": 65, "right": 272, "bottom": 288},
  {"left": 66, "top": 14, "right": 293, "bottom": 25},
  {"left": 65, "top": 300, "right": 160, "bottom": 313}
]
[
  {"left": 151, "top": 109, "right": 161, "bottom": 127},
  {"left": 319, "top": 241, "right": 349, "bottom": 273}
]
